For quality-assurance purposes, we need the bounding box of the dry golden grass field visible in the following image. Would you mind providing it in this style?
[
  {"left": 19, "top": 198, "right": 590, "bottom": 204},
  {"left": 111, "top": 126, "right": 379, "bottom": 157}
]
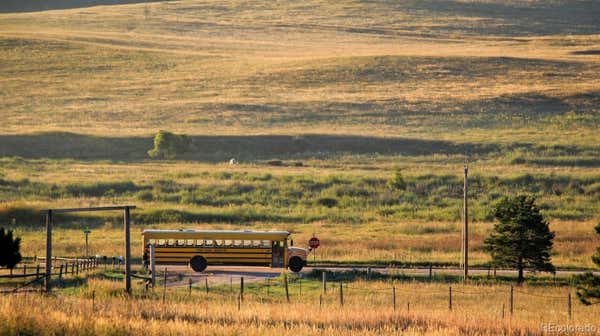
[{"left": 1, "top": 0, "right": 600, "bottom": 334}]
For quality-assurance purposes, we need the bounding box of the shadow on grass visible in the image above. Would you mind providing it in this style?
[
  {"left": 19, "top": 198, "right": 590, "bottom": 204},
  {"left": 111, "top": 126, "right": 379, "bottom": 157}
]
[
  {"left": 571, "top": 50, "right": 600, "bottom": 55},
  {"left": 405, "top": 0, "right": 600, "bottom": 36},
  {"left": 0, "top": 0, "right": 166, "bottom": 13},
  {"left": 0, "top": 132, "right": 521, "bottom": 162},
  {"left": 2, "top": 130, "right": 598, "bottom": 163}
]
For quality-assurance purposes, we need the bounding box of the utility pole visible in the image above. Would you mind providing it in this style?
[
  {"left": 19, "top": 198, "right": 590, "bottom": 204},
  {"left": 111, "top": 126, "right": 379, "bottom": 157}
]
[{"left": 463, "top": 165, "right": 469, "bottom": 282}]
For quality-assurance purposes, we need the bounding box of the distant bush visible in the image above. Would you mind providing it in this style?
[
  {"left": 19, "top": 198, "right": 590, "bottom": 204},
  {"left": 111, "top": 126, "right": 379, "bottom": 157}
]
[
  {"left": 136, "top": 191, "right": 154, "bottom": 202},
  {"left": 317, "top": 197, "right": 338, "bottom": 208},
  {"left": 63, "top": 181, "right": 139, "bottom": 197},
  {"left": 147, "top": 130, "right": 190, "bottom": 159}
]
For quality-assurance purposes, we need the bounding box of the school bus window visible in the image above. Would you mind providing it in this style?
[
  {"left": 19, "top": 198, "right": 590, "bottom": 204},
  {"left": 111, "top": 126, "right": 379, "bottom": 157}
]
[
  {"left": 224, "top": 240, "right": 232, "bottom": 246},
  {"left": 234, "top": 240, "right": 242, "bottom": 247},
  {"left": 158, "top": 239, "right": 166, "bottom": 246},
  {"left": 196, "top": 240, "right": 204, "bottom": 246},
  {"left": 148, "top": 239, "right": 156, "bottom": 245},
  {"left": 177, "top": 240, "right": 185, "bottom": 246}
]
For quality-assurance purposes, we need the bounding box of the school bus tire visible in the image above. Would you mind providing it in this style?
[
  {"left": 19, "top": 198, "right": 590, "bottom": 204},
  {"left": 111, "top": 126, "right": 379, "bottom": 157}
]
[
  {"left": 190, "top": 256, "right": 207, "bottom": 272},
  {"left": 289, "top": 256, "right": 304, "bottom": 272}
]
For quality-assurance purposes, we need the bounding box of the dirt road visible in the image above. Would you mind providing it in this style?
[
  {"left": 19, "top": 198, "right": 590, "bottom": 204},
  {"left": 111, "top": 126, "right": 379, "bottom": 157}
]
[{"left": 158, "top": 265, "right": 596, "bottom": 287}]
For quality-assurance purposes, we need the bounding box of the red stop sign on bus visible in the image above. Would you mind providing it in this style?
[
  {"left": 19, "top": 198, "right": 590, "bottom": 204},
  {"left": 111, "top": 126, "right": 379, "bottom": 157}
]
[{"left": 309, "top": 237, "right": 320, "bottom": 249}]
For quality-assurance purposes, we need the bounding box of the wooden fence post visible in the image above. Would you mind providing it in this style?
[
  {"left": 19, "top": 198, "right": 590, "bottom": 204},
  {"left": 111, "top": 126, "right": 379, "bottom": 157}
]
[
  {"left": 266, "top": 278, "right": 270, "bottom": 295},
  {"left": 45, "top": 210, "right": 52, "bottom": 293},
  {"left": 567, "top": 292, "right": 572, "bottom": 320},
  {"left": 407, "top": 301, "right": 410, "bottom": 313},
  {"left": 322, "top": 271, "right": 327, "bottom": 294},
  {"left": 59, "top": 264, "right": 63, "bottom": 281},
  {"left": 240, "top": 277, "right": 244, "bottom": 302},
  {"left": 205, "top": 277, "right": 209, "bottom": 294},
  {"left": 448, "top": 286, "right": 452, "bottom": 311},
  {"left": 23, "top": 265, "right": 27, "bottom": 275},
  {"left": 284, "top": 273, "right": 290, "bottom": 303},
  {"left": 92, "top": 290, "right": 95, "bottom": 311},
  {"left": 124, "top": 206, "right": 132, "bottom": 295},
  {"left": 339, "top": 282, "right": 344, "bottom": 307},
  {"left": 319, "top": 294, "right": 322, "bottom": 308},
  {"left": 162, "top": 267, "right": 167, "bottom": 304},
  {"left": 509, "top": 285, "right": 514, "bottom": 316},
  {"left": 189, "top": 278, "right": 192, "bottom": 297},
  {"left": 392, "top": 286, "right": 396, "bottom": 311},
  {"left": 36, "top": 264, "right": 40, "bottom": 276},
  {"left": 429, "top": 264, "right": 432, "bottom": 280},
  {"left": 150, "top": 244, "right": 156, "bottom": 288},
  {"left": 299, "top": 277, "right": 302, "bottom": 296}
]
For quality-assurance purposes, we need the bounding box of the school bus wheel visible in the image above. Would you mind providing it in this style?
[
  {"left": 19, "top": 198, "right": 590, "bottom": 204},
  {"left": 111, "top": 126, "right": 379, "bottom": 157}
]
[
  {"left": 288, "top": 256, "right": 304, "bottom": 272},
  {"left": 190, "top": 256, "right": 207, "bottom": 272}
]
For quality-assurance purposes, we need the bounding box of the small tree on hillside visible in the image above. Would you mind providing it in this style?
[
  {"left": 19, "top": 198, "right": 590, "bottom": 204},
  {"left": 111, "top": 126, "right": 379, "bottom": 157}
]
[
  {"left": 484, "top": 195, "right": 555, "bottom": 284},
  {"left": 0, "top": 227, "right": 22, "bottom": 269},
  {"left": 388, "top": 169, "right": 407, "bottom": 190},
  {"left": 575, "top": 221, "right": 600, "bottom": 305},
  {"left": 147, "top": 130, "right": 190, "bottom": 159}
]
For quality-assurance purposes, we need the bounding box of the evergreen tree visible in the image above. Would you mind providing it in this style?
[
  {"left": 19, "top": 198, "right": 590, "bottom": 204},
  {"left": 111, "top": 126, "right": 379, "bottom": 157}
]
[
  {"left": 575, "top": 221, "right": 600, "bottom": 305},
  {"left": 484, "top": 195, "right": 555, "bottom": 283},
  {"left": 0, "top": 227, "right": 22, "bottom": 269}
]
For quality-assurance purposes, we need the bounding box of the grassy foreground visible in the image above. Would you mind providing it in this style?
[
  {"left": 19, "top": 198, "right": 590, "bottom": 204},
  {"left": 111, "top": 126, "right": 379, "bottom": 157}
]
[{"left": 1, "top": 273, "right": 599, "bottom": 335}]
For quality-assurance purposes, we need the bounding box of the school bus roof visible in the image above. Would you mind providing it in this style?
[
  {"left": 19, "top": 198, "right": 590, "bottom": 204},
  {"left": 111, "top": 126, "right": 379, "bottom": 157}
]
[{"left": 141, "top": 229, "right": 290, "bottom": 240}]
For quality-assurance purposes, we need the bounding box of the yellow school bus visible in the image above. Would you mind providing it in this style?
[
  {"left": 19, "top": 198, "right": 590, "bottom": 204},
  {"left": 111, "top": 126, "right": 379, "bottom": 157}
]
[{"left": 142, "top": 229, "right": 308, "bottom": 272}]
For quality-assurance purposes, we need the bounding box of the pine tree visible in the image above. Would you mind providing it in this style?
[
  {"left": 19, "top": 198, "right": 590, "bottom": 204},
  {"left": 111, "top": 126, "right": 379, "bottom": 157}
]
[
  {"left": 484, "top": 195, "right": 555, "bottom": 283},
  {"left": 575, "top": 221, "right": 600, "bottom": 305},
  {"left": 0, "top": 227, "right": 22, "bottom": 269}
]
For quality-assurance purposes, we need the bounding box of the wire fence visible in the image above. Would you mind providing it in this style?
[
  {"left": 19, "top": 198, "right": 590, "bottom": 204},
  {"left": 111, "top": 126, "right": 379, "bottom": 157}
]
[{"left": 143, "top": 269, "right": 585, "bottom": 322}]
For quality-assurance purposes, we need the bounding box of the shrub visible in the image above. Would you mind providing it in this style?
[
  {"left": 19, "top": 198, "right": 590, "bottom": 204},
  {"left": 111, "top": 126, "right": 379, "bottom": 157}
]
[
  {"left": 147, "top": 130, "right": 190, "bottom": 159},
  {"left": 136, "top": 191, "right": 154, "bottom": 202},
  {"left": 0, "top": 227, "right": 21, "bottom": 269},
  {"left": 317, "top": 197, "right": 338, "bottom": 208}
]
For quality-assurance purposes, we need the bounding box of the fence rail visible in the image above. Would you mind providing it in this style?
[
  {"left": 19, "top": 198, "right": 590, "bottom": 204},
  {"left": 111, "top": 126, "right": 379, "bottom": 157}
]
[{"left": 0, "top": 258, "right": 100, "bottom": 293}]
